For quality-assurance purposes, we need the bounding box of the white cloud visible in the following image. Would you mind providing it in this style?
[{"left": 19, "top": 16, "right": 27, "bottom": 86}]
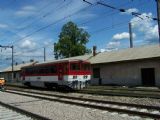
[
  {"left": 107, "top": 41, "right": 120, "bottom": 46},
  {"left": 100, "top": 49, "right": 105, "bottom": 52},
  {"left": 22, "top": 6, "right": 36, "bottom": 11},
  {"left": 122, "top": 8, "right": 139, "bottom": 15},
  {"left": 106, "top": 41, "right": 120, "bottom": 51},
  {"left": 15, "top": 5, "right": 37, "bottom": 16},
  {"left": 42, "top": 0, "right": 96, "bottom": 24},
  {"left": 79, "top": 26, "right": 89, "bottom": 30},
  {"left": 112, "top": 32, "right": 136, "bottom": 40},
  {"left": 130, "top": 12, "right": 158, "bottom": 43},
  {"left": 0, "top": 23, "right": 8, "bottom": 28},
  {"left": 20, "top": 39, "right": 36, "bottom": 49}
]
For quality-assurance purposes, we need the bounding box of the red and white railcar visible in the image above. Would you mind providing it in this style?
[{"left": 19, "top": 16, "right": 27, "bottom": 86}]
[{"left": 21, "top": 59, "right": 91, "bottom": 89}]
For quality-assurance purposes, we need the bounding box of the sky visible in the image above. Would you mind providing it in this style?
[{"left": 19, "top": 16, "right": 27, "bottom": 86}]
[{"left": 0, "top": 0, "right": 159, "bottom": 70}]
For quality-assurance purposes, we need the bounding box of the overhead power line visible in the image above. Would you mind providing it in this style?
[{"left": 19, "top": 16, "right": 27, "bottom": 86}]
[
  {"left": 96, "top": 1, "right": 158, "bottom": 21},
  {"left": 83, "top": 0, "right": 93, "bottom": 5},
  {"left": 10, "top": 3, "right": 95, "bottom": 46},
  {"left": 19, "top": 0, "right": 69, "bottom": 33},
  {"left": 80, "top": 0, "right": 149, "bottom": 27},
  {"left": 82, "top": 0, "right": 158, "bottom": 21},
  {"left": 19, "top": 0, "right": 64, "bottom": 25}
]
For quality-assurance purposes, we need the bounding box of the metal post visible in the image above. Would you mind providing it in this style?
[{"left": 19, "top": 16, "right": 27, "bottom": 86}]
[
  {"left": 129, "top": 22, "right": 133, "bottom": 48},
  {"left": 44, "top": 47, "right": 46, "bottom": 61},
  {"left": 156, "top": 0, "right": 160, "bottom": 45},
  {"left": 11, "top": 46, "right": 14, "bottom": 82},
  {"left": 0, "top": 45, "right": 14, "bottom": 82}
]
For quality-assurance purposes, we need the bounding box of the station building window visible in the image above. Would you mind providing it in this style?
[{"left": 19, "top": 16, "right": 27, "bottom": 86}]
[{"left": 93, "top": 68, "right": 100, "bottom": 78}]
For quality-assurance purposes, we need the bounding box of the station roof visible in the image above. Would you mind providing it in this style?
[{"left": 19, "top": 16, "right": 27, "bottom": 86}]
[
  {"left": 1, "top": 62, "right": 36, "bottom": 72},
  {"left": 89, "top": 44, "right": 160, "bottom": 64}
]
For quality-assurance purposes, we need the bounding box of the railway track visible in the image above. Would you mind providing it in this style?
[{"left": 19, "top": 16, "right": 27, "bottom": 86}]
[
  {"left": 0, "top": 91, "right": 51, "bottom": 120},
  {"left": 5, "top": 88, "right": 160, "bottom": 119},
  {"left": 6, "top": 84, "right": 160, "bottom": 99},
  {"left": 0, "top": 101, "right": 50, "bottom": 120},
  {"left": 0, "top": 105, "right": 32, "bottom": 120}
]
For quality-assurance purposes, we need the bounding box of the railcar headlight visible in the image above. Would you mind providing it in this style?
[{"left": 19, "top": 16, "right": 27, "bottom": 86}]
[
  {"left": 73, "top": 76, "right": 77, "bottom": 79},
  {"left": 83, "top": 75, "right": 88, "bottom": 79}
]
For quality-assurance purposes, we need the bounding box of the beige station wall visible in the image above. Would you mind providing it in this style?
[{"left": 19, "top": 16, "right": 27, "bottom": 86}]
[
  {"left": 91, "top": 59, "right": 160, "bottom": 87},
  {"left": 0, "top": 71, "right": 21, "bottom": 83}
]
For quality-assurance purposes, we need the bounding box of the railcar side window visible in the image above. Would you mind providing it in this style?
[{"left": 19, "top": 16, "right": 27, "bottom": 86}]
[
  {"left": 26, "top": 68, "right": 34, "bottom": 75},
  {"left": 70, "top": 63, "right": 80, "bottom": 71},
  {"left": 50, "top": 66, "right": 57, "bottom": 73},
  {"left": 63, "top": 63, "right": 68, "bottom": 73}
]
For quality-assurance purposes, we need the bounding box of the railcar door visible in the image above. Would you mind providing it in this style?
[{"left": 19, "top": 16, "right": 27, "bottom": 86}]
[{"left": 58, "top": 63, "right": 63, "bottom": 80}]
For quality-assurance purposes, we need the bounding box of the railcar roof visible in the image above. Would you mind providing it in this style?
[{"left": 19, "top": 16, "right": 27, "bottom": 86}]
[
  {"left": 37, "top": 59, "right": 89, "bottom": 65},
  {"left": 34, "top": 54, "right": 92, "bottom": 65},
  {"left": 12, "top": 54, "right": 90, "bottom": 70}
]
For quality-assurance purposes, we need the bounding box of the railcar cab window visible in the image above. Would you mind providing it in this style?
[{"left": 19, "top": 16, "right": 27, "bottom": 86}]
[
  {"left": 70, "top": 63, "right": 80, "bottom": 71},
  {"left": 82, "top": 63, "right": 90, "bottom": 71}
]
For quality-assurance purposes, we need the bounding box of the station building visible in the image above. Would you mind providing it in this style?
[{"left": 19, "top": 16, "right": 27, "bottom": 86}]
[{"left": 90, "top": 45, "right": 160, "bottom": 87}]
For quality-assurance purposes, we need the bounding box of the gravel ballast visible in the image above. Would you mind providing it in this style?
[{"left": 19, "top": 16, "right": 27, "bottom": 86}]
[
  {"left": 15, "top": 87, "right": 160, "bottom": 107},
  {"left": 0, "top": 91, "right": 151, "bottom": 120}
]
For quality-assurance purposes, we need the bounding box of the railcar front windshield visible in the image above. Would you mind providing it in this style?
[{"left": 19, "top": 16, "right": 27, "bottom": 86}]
[
  {"left": 82, "top": 63, "right": 91, "bottom": 71},
  {"left": 70, "top": 62, "right": 91, "bottom": 72}
]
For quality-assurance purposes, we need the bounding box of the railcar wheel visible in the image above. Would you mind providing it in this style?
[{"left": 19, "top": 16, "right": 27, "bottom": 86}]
[{"left": 24, "top": 82, "right": 31, "bottom": 87}]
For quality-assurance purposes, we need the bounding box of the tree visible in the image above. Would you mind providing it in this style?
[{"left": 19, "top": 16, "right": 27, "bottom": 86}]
[{"left": 54, "top": 21, "right": 91, "bottom": 59}]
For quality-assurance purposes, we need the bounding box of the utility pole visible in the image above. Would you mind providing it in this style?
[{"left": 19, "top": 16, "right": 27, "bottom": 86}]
[
  {"left": 11, "top": 45, "right": 14, "bottom": 82},
  {"left": 0, "top": 45, "right": 14, "bottom": 82},
  {"left": 44, "top": 47, "right": 46, "bottom": 61},
  {"left": 156, "top": 0, "right": 160, "bottom": 45},
  {"left": 129, "top": 22, "right": 133, "bottom": 48}
]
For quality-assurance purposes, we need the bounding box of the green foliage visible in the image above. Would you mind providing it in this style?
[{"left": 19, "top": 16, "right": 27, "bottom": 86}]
[{"left": 54, "top": 21, "right": 91, "bottom": 59}]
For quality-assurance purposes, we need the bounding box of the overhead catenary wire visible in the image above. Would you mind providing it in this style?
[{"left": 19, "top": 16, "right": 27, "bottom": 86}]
[
  {"left": 19, "top": 0, "right": 64, "bottom": 25},
  {"left": 10, "top": 0, "right": 134, "bottom": 52},
  {"left": 9, "top": 2, "right": 97, "bottom": 47},
  {"left": 96, "top": 1, "right": 158, "bottom": 21},
  {"left": 90, "top": 16, "right": 155, "bottom": 35},
  {"left": 12, "top": 0, "right": 154, "bottom": 56},
  {"left": 1, "top": 0, "right": 67, "bottom": 46},
  {"left": 19, "top": 0, "right": 70, "bottom": 33},
  {"left": 9, "top": 0, "right": 153, "bottom": 48},
  {"left": 11, "top": 0, "right": 139, "bottom": 46},
  {"left": 82, "top": 0, "right": 158, "bottom": 21},
  {"left": 15, "top": 42, "right": 53, "bottom": 56}
]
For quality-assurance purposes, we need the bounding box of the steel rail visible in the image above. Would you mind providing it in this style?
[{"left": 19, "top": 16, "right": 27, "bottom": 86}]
[
  {"left": 0, "top": 100, "right": 51, "bottom": 120},
  {"left": 6, "top": 84, "right": 160, "bottom": 99},
  {"left": 78, "top": 89, "right": 160, "bottom": 99},
  {"left": 6, "top": 87, "right": 160, "bottom": 110},
  {"left": 5, "top": 89, "right": 160, "bottom": 119}
]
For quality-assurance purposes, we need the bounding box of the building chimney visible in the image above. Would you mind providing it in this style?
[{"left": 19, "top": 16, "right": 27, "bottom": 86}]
[
  {"left": 93, "top": 46, "right": 97, "bottom": 56},
  {"left": 129, "top": 22, "right": 133, "bottom": 48},
  {"left": 15, "top": 62, "right": 18, "bottom": 66}
]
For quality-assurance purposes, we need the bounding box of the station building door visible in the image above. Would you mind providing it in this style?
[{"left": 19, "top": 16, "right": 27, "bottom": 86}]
[{"left": 141, "top": 68, "right": 155, "bottom": 86}]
